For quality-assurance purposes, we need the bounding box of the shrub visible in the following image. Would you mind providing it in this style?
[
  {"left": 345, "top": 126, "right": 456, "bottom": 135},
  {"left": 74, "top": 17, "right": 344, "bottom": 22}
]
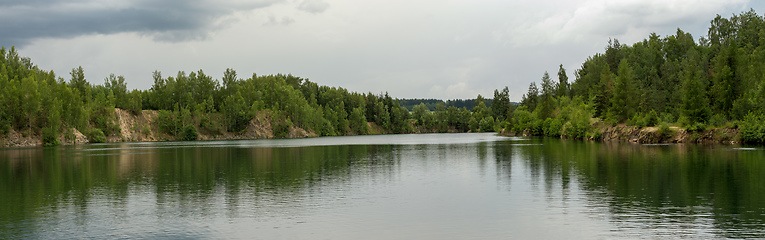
[
  {"left": 479, "top": 116, "right": 495, "bottom": 132},
  {"left": 686, "top": 122, "right": 706, "bottom": 132},
  {"left": 42, "top": 127, "right": 61, "bottom": 147},
  {"left": 543, "top": 118, "right": 563, "bottom": 137},
  {"left": 88, "top": 128, "right": 107, "bottom": 143},
  {"left": 179, "top": 125, "right": 199, "bottom": 141},
  {"left": 656, "top": 122, "right": 673, "bottom": 139},
  {"left": 562, "top": 116, "right": 589, "bottom": 139},
  {"left": 273, "top": 113, "right": 294, "bottom": 138},
  {"left": 141, "top": 125, "right": 151, "bottom": 135},
  {"left": 587, "top": 129, "right": 603, "bottom": 140},
  {"left": 468, "top": 117, "right": 479, "bottom": 132},
  {"left": 687, "top": 132, "right": 702, "bottom": 142},
  {"left": 627, "top": 113, "right": 644, "bottom": 127},
  {"left": 530, "top": 118, "right": 544, "bottom": 135},
  {"left": 645, "top": 110, "right": 660, "bottom": 127},
  {"left": 511, "top": 108, "right": 534, "bottom": 134},
  {"left": 660, "top": 112, "right": 677, "bottom": 124},
  {"left": 708, "top": 114, "right": 727, "bottom": 128},
  {"left": 156, "top": 110, "right": 180, "bottom": 135},
  {"left": 740, "top": 112, "right": 765, "bottom": 144},
  {"left": 199, "top": 115, "right": 223, "bottom": 135}
]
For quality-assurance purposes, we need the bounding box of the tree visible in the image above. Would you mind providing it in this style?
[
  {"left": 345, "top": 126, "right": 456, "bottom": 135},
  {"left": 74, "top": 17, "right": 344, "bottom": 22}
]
[
  {"left": 412, "top": 103, "right": 430, "bottom": 126},
  {"left": 492, "top": 87, "right": 510, "bottom": 121},
  {"left": 126, "top": 90, "right": 142, "bottom": 115},
  {"left": 349, "top": 107, "right": 369, "bottom": 134},
  {"left": 681, "top": 49, "right": 711, "bottom": 125},
  {"left": 709, "top": 44, "right": 737, "bottom": 117},
  {"left": 557, "top": 64, "right": 569, "bottom": 98},
  {"left": 69, "top": 66, "right": 89, "bottom": 104},
  {"left": 521, "top": 82, "right": 539, "bottom": 112},
  {"left": 223, "top": 90, "right": 250, "bottom": 133},
  {"left": 20, "top": 75, "right": 40, "bottom": 136},
  {"left": 538, "top": 72, "right": 556, "bottom": 120},
  {"left": 611, "top": 61, "right": 638, "bottom": 122},
  {"left": 104, "top": 74, "right": 127, "bottom": 109}
]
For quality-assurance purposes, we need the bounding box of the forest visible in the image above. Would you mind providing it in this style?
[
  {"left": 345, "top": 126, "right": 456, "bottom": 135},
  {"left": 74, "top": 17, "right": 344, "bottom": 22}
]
[
  {"left": 510, "top": 9, "right": 765, "bottom": 144},
  {"left": 2, "top": 10, "right": 765, "bottom": 146},
  {"left": 0, "top": 46, "right": 506, "bottom": 146}
]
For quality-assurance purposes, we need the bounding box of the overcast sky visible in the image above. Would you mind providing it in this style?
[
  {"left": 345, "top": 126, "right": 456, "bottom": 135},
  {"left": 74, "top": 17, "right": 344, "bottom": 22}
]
[{"left": 5, "top": 0, "right": 764, "bottom": 101}]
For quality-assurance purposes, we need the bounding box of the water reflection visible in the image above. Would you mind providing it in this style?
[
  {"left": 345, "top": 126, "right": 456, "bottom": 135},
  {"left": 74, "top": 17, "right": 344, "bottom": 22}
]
[
  {"left": 1, "top": 134, "right": 764, "bottom": 239},
  {"left": 501, "top": 138, "right": 765, "bottom": 238}
]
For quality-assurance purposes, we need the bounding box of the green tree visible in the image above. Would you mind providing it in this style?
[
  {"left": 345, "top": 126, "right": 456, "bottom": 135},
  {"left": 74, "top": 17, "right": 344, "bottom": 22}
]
[
  {"left": 69, "top": 66, "right": 89, "bottom": 104},
  {"left": 349, "top": 107, "right": 369, "bottom": 134},
  {"left": 104, "top": 74, "right": 127, "bottom": 109},
  {"left": 681, "top": 49, "right": 711, "bottom": 125},
  {"left": 557, "top": 64, "right": 569, "bottom": 98},
  {"left": 521, "top": 82, "right": 539, "bottom": 112},
  {"left": 223, "top": 91, "right": 250, "bottom": 133},
  {"left": 412, "top": 103, "right": 429, "bottom": 126},
  {"left": 20, "top": 75, "right": 40, "bottom": 136},
  {"left": 538, "top": 71, "right": 556, "bottom": 120},
  {"left": 492, "top": 87, "right": 510, "bottom": 121},
  {"left": 611, "top": 61, "right": 638, "bottom": 122}
]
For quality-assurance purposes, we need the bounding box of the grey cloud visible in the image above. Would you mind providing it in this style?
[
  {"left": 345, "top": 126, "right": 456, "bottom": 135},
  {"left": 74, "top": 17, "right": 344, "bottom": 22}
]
[
  {"left": 0, "top": 0, "right": 282, "bottom": 47},
  {"left": 263, "top": 15, "right": 296, "bottom": 26},
  {"left": 298, "top": 0, "right": 328, "bottom": 13}
]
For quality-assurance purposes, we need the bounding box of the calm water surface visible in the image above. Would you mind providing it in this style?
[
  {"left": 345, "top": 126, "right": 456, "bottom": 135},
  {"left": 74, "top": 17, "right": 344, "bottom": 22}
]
[{"left": 2, "top": 133, "right": 765, "bottom": 239}]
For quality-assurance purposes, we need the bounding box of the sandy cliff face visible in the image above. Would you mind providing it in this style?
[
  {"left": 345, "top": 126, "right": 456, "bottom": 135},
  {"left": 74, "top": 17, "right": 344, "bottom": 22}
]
[
  {"left": 500, "top": 121, "right": 740, "bottom": 144},
  {"left": 111, "top": 109, "right": 316, "bottom": 142},
  {"left": 0, "top": 108, "right": 316, "bottom": 148},
  {"left": 598, "top": 124, "right": 738, "bottom": 144}
]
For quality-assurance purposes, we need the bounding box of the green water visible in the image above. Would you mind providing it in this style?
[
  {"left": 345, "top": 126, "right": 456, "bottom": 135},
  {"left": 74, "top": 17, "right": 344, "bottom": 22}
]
[{"left": 1, "top": 133, "right": 764, "bottom": 239}]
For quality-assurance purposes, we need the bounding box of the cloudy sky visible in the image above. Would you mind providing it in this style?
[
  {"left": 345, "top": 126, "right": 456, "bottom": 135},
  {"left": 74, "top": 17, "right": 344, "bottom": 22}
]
[{"left": 5, "top": 0, "right": 764, "bottom": 101}]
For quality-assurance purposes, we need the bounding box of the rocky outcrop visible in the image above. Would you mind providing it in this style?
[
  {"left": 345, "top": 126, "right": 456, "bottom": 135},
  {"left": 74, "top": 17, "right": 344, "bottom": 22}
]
[
  {"left": 597, "top": 124, "right": 738, "bottom": 144},
  {"left": 1, "top": 129, "right": 41, "bottom": 147},
  {"left": 0, "top": 108, "right": 318, "bottom": 148}
]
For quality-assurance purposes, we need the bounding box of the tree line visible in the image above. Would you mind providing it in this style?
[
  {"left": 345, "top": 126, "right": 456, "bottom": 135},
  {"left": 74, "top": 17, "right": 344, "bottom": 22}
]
[
  {"left": 0, "top": 48, "right": 512, "bottom": 146},
  {"left": 507, "top": 9, "right": 765, "bottom": 144}
]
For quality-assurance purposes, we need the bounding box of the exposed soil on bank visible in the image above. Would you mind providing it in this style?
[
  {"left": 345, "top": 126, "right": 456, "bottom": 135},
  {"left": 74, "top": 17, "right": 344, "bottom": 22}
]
[
  {"left": 1, "top": 110, "right": 743, "bottom": 148},
  {"left": 597, "top": 124, "right": 739, "bottom": 144},
  {"left": 1, "top": 108, "right": 317, "bottom": 148},
  {"left": 501, "top": 121, "right": 740, "bottom": 144}
]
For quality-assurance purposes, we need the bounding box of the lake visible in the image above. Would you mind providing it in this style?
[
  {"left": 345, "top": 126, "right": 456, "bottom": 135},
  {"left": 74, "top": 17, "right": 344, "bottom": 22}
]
[{"left": 1, "top": 133, "right": 765, "bottom": 239}]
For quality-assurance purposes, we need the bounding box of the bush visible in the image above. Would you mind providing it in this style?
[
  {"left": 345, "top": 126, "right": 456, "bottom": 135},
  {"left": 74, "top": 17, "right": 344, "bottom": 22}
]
[
  {"left": 628, "top": 113, "right": 646, "bottom": 128},
  {"left": 88, "top": 128, "right": 107, "bottom": 143},
  {"left": 156, "top": 110, "right": 180, "bottom": 135},
  {"left": 199, "top": 115, "right": 223, "bottom": 135},
  {"left": 479, "top": 116, "right": 495, "bottom": 132},
  {"left": 273, "top": 113, "right": 294, "bottom": 138},
  {"left": 686, "top": 122, "right": 706, "bottom": 132},
  {"left": 562, "top": 115, "right": 590, "bottom": 139},
  {"left": 740, "top": 112, "right": 765, "bottom": 144},
  {"left": 708, "top": 114, "right": 727, "bottom": 128},
  {"left": 543, "top": 118, "right": 563, "bottom": 137},
  {"left": 587, "top": 129, "right": 603, "bottom": 140},
  {"left": 42, "top": 127, "right": 61, "bottom": 146},
  {"left": 661, "top": 112, "right": 677, "bottom": 124},
  {"left": 511, "top": 108, "right": 534, "bottom": 134},
  {"left": 141, "top": 125, "right": 151, "bottom": 135},
  {"left": 179, "top": 125, "right": 199, "bottom": 141},
  {"left": 90, "top": 107, "right": 119, "bottom": 135},
  {"left": 657, "top": 122, "right": 673, "bottom": 139},
  {"left": 530, "top": 118, "right": 544, "bottom": 135},
  {"left": 468, "top": 117, "right": 479, "bottom": 132},
  {"left": 645, "top": 110, "right": 660, "bottom": 127}
]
